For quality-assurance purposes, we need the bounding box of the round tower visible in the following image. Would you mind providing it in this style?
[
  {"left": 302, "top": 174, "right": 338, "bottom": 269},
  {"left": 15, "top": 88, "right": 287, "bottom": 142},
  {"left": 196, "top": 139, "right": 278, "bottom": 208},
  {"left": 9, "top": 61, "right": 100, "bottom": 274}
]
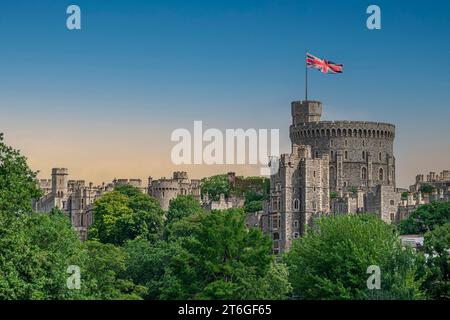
[{"left": 289, "top": 101, "right": 396, "bottom": 192}]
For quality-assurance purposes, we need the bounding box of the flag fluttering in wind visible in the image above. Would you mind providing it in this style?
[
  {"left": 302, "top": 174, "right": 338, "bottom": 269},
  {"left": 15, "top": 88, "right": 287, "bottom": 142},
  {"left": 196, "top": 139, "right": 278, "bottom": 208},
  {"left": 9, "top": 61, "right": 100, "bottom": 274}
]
[
  {"left": 306, "top": 53, "right": 343, "bottom": 74},
  {"left": 304, "top": 52, "right": 343, "bottom": 100}
]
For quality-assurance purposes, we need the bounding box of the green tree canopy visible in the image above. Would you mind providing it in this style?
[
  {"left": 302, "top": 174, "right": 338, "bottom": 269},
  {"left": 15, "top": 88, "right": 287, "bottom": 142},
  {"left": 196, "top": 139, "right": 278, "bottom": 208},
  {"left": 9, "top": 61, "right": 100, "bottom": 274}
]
[
  {"left": 0, "top": 210, "right": 85, "bottom": 299},
  {"left": 399, "top": 201, "right": 450, "bottom": 235},
  {"left": 114, "top": 184, "right": 143, "bottom": 197},
  {"left": 285, "top": 214, "right": 423, "bottom": 300},
  {"left": 89, "top": 189, "right": 164, "bottom": 245},
  {"left": 200, "top": 175, "right": 231, "bottom": 201},
  {"left": 244, "top": 200, "right": 263, "bottom": 213},
  {"left": 419, "top": 184, "right": 435, "bottom": 194},
  {"left": 0, "top": 133, "right": 42, "bottom": 215},
  {"left": 420, "top": 223, "right": 450, "bottom": 299},
  {"left": 82, "top": 241, "right": 146, "bottom": 300},
  {"left": 124, "top": 209, "right": 291, "bottom": 300},
  {"left": 166, "top": 195, "right": 204, "bottom": 226}
]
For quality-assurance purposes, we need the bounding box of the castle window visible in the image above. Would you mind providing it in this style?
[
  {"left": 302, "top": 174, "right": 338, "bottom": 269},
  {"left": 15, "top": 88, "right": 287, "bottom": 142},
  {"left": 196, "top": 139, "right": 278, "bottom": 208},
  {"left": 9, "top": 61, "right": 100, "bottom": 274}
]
[
  {"left": 293, "top": 199, "right": 300, "bottom": 211},
  {"left": 312, "top": 201, "right": 317, "bottom": 211},
  {"left": 344, "top": 151, "right": 348, "bottom": 160},
  {"left": 379, "top": 152, "right": 382, "bottom": 161},
  {"left": 272, "top": 218, "right": 279, "bottom": 229},
  {"left": 331, "top": 150, "right": 334, "bottom": 159},
  {"left": 315, "top": 151, "right": 319, "bottom": 158},
  {"left": 313, "top": 171, "right": 316, "bottom": 178},
  {"left": 362, "top": 151, "right": 365, "bottom": 160},
  {"left": 361, "top": 167, "right": 367, "bottom": 180},
  {"left": 345, "top": 139, "right": 348, "bottom": 147},
  {"left": 390, "top": 200, "right": 395, "bottom": 205},
  {"left": 379, "top": 168, "right": 384, "bottom": 181},
  {"left": 294, "top": 220, "right": 299, "bottom": 228},
  {"left": 390, "top": 212, "right": 395, "bottom": 222},
  {"left": 362, "top": 140, "right": 365, "bottom": 147},
  {"left": 330, "top": 166, "right": 336, "bottom": 184},
  {"left": 273, "top": 232, "right": 279, "bottom": 240},
  {"left": 293, "top": 232, "right": 300, "bottom": 239}
]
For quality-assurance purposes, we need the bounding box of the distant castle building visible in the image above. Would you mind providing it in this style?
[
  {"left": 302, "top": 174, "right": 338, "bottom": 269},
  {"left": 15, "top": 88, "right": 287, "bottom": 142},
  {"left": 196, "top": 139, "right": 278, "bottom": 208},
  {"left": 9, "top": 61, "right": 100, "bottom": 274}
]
[
  {"left": 268, "top": 100, "right": 401, "bottom": 253},
  {"left": 148, "top": 171, "right": 201, "bottom": 211},
  {"left": 34, "top": 168, "right": 143, "bottom": 240}
]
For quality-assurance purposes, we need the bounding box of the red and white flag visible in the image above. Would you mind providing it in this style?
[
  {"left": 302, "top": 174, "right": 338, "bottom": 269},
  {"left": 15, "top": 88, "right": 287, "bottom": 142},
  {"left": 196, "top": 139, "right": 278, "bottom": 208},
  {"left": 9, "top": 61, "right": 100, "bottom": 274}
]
[{"left": 306, "top": 53, "right": 343, "bottom": 74}]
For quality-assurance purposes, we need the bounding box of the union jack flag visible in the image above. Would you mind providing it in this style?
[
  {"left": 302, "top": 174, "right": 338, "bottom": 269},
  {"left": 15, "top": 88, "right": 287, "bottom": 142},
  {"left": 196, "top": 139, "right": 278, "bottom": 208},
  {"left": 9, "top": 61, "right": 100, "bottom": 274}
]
[{"left": 306, "top": 53, "right": 343, "bottom": 74}]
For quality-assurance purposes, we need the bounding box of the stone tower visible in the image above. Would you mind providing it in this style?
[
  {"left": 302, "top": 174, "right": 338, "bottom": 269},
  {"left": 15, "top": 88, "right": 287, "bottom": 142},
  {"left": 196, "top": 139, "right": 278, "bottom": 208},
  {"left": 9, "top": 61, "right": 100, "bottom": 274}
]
[
  {"left": 268, "top": 100, "right": 397, "bottom": 253},
  {"left": 52, "top": 168, "right": 68, "bottom": 198},
  {"left": 290, "top": 101, "right": 396, "bottom": 193},
  {"left": 269, "top": 144, "right": 330, "bottom": 253}
]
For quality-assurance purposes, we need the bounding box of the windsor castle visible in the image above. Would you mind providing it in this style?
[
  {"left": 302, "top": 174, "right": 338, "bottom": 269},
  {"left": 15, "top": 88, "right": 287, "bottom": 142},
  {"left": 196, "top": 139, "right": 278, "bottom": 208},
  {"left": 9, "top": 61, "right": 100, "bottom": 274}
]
[{"left": 34, "top": 100, "right": 450, "bottom": 251}]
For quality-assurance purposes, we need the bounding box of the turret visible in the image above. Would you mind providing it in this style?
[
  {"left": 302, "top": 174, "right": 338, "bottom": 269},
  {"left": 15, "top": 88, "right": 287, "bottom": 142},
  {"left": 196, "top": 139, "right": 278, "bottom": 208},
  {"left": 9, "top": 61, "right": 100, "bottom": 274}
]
[
  {"left": 51, "top": 168, "right": 68, "bottom": 198},
  {"left": 291, "top": 100, "right": 322, "bottom": 125}
]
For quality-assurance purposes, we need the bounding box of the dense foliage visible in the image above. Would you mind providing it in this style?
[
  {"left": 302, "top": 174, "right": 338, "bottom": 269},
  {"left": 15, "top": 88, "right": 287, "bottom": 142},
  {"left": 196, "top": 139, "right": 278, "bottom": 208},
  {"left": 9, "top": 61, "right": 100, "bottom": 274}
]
[
  {"left": 399, "top": 201, "right": 450, "bottom": 234},
  {"left": 124, "top": 208, "right": 292, "bottom": 300},
  {"left": 420, "top": 223, "right": 450, "bottom": 299},
  {"left": 88, "top": 188, "right": 164, "bottom": 245},
  {"left": 285, "top": 215, "right": 424, "bottom": 300}
]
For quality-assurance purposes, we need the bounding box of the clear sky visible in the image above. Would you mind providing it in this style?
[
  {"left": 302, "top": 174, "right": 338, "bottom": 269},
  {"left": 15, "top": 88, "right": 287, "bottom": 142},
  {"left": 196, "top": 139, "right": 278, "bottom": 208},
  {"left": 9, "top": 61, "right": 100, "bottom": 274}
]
[{"left": 1, "top": 0, "right": 449, "bottom": 187}]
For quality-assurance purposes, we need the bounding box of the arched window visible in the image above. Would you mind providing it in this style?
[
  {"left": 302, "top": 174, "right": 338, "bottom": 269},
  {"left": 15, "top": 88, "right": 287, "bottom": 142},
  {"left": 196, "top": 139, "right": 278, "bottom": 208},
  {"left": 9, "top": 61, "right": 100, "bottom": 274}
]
[
  {"left": 362, "top": 167, "right": 367, "bottom": 180},
  {"left": 379, "top": 168, "right": 384, "bottom": 181}
]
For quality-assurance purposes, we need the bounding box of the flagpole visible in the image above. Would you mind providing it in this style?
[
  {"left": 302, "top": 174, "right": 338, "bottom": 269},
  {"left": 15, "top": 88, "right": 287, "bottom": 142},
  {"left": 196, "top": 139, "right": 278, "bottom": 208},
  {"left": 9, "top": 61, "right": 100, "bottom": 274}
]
[{"left": 305, "top": 49, "right": 308, "bottom": 101}]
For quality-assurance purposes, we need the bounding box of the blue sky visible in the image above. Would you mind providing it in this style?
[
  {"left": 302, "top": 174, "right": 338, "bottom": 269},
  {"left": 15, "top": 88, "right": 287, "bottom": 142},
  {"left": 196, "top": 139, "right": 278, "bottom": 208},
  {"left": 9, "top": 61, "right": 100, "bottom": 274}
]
[{"left": 1, "top": 0, "right": 449, "bottom": 186}]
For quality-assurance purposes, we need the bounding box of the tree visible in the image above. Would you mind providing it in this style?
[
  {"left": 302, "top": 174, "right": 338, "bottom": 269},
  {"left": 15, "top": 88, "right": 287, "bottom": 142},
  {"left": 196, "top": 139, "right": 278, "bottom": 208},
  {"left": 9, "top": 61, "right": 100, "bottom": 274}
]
[
  {"left": 420, "top": 223, "right": 450, "bottom": 299},
  {"left": 0, "top": 135, "right": 84, "bottom": 299},
  {"left": 0, "top": 209, "right": 88, "bottom": 300},
  {"left": 244, "top": 200, "right": 263, "bottom": 213},
  {"left": 114, "top": 184, "right": 143, "bottom": 197},
  {"left": 399, "top": 201, "right": 450, "bottom": 235},
  {"left": 0, "top": 133, "right": 42, "bottom": 215},
  {"left": 285, "top": 214, "right": 424, "bottom": 300},
  {"left": 123, "top": 239, "right": 193, "bottom": 300},
  {"left": 419, "top": 184, "right": 435, "bottom": 194},
  {"left": 82, "top": 241, "right": 146, "bottom": 300},
  {"left": 89, "top": 189, "right": 164, "bottom": 245},
  {"left": 201, "top": 175, "right": 231, "bottom": 201},
  {"left": 125, "top": 209, "right": 291, "bottom": 300},
  {"left": 166, "top": 195, "right": 204, "bottom": 226},
  {"left": 173, "top": 209, "right": 290, "bottom": 299}
]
